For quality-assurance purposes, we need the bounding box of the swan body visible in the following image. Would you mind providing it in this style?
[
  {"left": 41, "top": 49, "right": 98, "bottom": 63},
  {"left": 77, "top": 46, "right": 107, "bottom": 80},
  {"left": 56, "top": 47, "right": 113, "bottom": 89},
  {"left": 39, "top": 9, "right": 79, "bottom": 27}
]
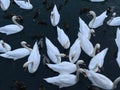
[
  {"left": 78, "top": 32, "right": 100, "bottom": 57},
  {"left": 82, "top": 69, "right": 120, "bottom": 90},
  {"left": 88, "top": 48, "right": 108, "bottom": 72},
  {"left": 79, "top": 17, "right": 95, "bottom": 40},
  {"left": 90, "top": 0, "right": 105, "bottom": 2},
  {"left": 0, "top": 0, "right": 10, "bottom": 11},
  {"left": 0, "top": 16, "right": 23, "bottom": 35},
  {"left": 88, "top": 10, "right": 107, "bottom": 29},
  {"left": 46, "top": 60, "right": 84, "bottom": 74},
  {"left": 0, "top": 41, "right": 31, "bottom": 61},
  {"left": 107, "top": 12, "right": 120, "bottom": 26},
  {"left": 23, "top": 42, "right": 41, "bottom": 73},
  {"left": 69, "top": 38, "right": 81, "bottom": 63},
  {"left": 57, "top": 26, "right": 70, "bottom": 49},
  {"left": 14, "top": 0, "right": 33, "bottom": 10},
  {"left": 50, "top": 4, "right": 60, "bottom": 26},
  {"left": 45, "top": 37, "right": 62, "bottom": 63},
  {"left": 0, "top": 40, "right": 11, "bottom": 53},
  {"left": 115, "top": 28, "right": 120, "bottom": 67}
]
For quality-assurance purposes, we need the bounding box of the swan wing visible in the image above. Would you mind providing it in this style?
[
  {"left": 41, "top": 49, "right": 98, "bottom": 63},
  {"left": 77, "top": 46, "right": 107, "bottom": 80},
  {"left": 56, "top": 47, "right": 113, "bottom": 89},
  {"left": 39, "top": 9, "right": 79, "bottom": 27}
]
[{"left": 108, "top": 17, "right": 120, "bottom": 26}]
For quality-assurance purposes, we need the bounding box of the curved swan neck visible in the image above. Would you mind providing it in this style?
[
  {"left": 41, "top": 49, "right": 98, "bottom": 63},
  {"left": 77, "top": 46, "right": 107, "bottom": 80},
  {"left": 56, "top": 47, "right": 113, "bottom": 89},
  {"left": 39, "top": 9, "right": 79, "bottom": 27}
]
[
  {"left": 56, "top": 53, "right": 66, "bottom": 63},
  {"left": 12, "top": 16, "right": 23, "bottom": 29},
  {"left": 23, "top": 61, "right": 33, "bottom": 68},
  {"left": 113, "top": 76, "right": 120, "bottom": 89},
  {"left": 21, "top": 42, "right": 32, "bottom": 51},
  {"left": 91, "top": 44, "right": 100, "bottom": 57},
  {"left": 76, "top": 68, "right": 84, "bottom": 82},
  {"left": 90, "top": 11, "right": 96, "bottom": 27},
  {"left": 76, "top": 60, "right": 84, "bottom": 70}
]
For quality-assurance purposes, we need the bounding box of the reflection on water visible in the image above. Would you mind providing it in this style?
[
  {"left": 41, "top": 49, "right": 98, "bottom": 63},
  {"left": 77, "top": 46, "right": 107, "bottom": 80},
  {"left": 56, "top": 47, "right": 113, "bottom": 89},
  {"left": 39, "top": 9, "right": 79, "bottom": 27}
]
[{"left": 0, "top": 0, "right": 120, "bottom": 90}]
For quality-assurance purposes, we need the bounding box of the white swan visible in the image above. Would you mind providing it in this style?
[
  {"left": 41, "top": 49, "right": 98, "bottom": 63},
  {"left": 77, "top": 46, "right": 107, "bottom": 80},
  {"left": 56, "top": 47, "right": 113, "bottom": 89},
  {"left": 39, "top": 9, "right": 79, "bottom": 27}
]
[
  {"left": 14, "top": 0, "right": 33, "bottom": 10},
  {"left": 44, "top": 68, "right": 83, "bottom": 88},
  {"left": 88, "top": 48, "right": 108, "bottom": 72},
  {"left": 115, "top": 28, "right": 120, "bottom": 67},
  {"left": 88, "top": 10, "right": 108, "bottom": 29},
  {"left": 0, "top": 40, "right": 11, "bottom": 53},
  {"left": 79, "top": 17, "right": 95, "bottom": 40},
  {"left": 69, "top": 38, "right": 81, "bottom": 63},
  {"left": 0, "top": 0, "right": 10, "bottom": 11},
  {"left": 0, "top": 16, "right": 24, "bottom": 35},
  {"left": 57, "top": 26, "right": 70, "bottom": 49},
  {"left": 23, "top": 42, "right": 41, "bottom": 73},
  {"left": 107, "top": 12, "right": 120, "bottom": 26},
  {"left": 45, "top": 37, "right": 65, "bottom": 63},
  {"left": 90, "top": 0, "right": 105, "bottom": 2},
  {"left": 50, "top": 4, "right": 60, "bottom": 26},
  {"left": 0, "top": 41, "right": 32, "bottom": 61},
  {"left": 46, "top": 60, "right": 84, "bottom": 74},
  {"left": 78, "top": 32, "right": 100, "bottom": 57},
  {"left": 81, "top": 69, "right": 120, "bottom": 90}
]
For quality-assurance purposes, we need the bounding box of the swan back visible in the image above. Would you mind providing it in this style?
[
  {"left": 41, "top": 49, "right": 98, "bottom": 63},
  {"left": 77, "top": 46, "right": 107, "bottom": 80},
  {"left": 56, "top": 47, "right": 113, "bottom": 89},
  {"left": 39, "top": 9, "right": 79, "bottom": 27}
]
[
  {"left": 57, "top": 26, "right": 70, "bottom": 49},
  {"left": 50, "top": 4, "right": 60, "bottom": 26},
  {"left": 69, "top": 38, "right": 81, "bottom": 63},
  {"left": 45, "top": 37, "right": 61, "bottom": 63},
  {"left": 27, "top": 42, "right": 41, "bottom": 73},
  {"left": 0, "top": 0, "right": 10, "bottom": 11},
  {"left": 88, "top": 48, "right": 108, "bottom": 72},
  {"left": 84, "top": 69, "right": 113, "bottom": 89}
]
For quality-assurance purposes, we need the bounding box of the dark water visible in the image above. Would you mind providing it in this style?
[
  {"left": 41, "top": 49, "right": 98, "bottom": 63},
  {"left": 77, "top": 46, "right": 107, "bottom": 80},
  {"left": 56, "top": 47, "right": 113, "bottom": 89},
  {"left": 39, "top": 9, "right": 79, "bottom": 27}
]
[{"left": 0, "top": 0, "right": 120, "bottom": 90}]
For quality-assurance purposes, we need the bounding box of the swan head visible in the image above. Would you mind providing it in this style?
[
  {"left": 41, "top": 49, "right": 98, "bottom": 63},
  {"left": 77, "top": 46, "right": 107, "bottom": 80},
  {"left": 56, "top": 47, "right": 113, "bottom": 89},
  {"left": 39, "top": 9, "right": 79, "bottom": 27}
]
[
  {"left": 76, "top": 60, "right": 86, "bottom": 69},
  {"left": 90, "top": 29, "right": 95, "bottom": 36},
  {"left": 88, "top": 11, "right": 96, "bottom": 16},
  {"left": 21, "top": 41, "right": 30, "bottom": 47},
  {"left": 0, "top": 40, "right": 5, "bottom": 47},
  {"left": 51, "top": 11, "right": 54, "bottom": 18},
  {"left": 95, "top": 43, "right": 101, "bottom": 53},
  {"left": 112, "top": 12, "right": 116, "bottom": 17}
]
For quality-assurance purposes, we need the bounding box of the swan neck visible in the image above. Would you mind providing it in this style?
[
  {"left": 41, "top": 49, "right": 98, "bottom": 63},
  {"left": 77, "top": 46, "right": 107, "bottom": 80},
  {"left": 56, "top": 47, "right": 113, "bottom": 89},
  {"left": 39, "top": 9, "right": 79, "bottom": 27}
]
[
  {"left": 21, "top": 43, "right": 32, "bottom": 51},
  {"left": 107, "top": 16, "right": 114, "bottom": 25},
  {"left": 91, "top": 44, "right": 98, "bottom": 57},
  {"left": 91, "top": 12, "right": 96, "bottom": 27},
  {"left": 23, "top": 61, "right": 33, "bottom": 67},
  {"left": 76, "top": 68, "right": 83, "bottom": 82},
  {"left": 12, "top": 16, "right": 23, "bottom": 29},
  {"left": 113, "top": 76, "right": 120, "bottom": 89},
  {"left": 56, "top": 53, "right": 65, "bottom": 63}
]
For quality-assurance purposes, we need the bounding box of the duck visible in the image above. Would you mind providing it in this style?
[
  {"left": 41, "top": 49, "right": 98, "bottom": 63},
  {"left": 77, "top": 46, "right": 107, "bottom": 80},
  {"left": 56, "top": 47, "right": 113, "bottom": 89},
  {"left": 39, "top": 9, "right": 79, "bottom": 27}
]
[
  {"left": 69, "top": 38, "right": 81, "bottom": 63},
  {"left": 107, "top": 12, "right": 120, "bottom": 26},
  {"left": 14, "top": 0, "right": 33, "bottom": 10},
  {"left": 0, "top": 15, "right": 23, "bottom": 35},
  {"left": 0, "top": 40, "right": 11, "bottom": 53},
  {"left": 23, "top": 42, "right": 41, "bottom": 73},
  {"left": 45, "top": 37, "right": 65, "bottom": 63},
  {"left": 0, "top": 41, "right": 32, "bottom": 61},
  {"left": 81, "top": 69, "right": 120, "bottom": 90},
  {"left": 0, "top": 0, "right": 10, "bottom": 11},
  {"left": 88, "top": 8, "right": 111, "bottom": 29},
  {"left": 50, "top": 4, "right": 60, "bottom": 26},
  {"left": 44, "top": 68, "right": 84, "bottom": 88},
  {"left": 78, "top": 32, "right": 100, "bottom": 57},
  {"left": 46, "top": 60, "right": 85, "bottom": 75},
  {"left": 79, "top": 17, "right": 95, "bottom": 40},
  {"left": 88, "top": 48, "right": 108, "bottom": 72},
  {"left": 57, "top": 26, "right": 70, "bottom": 49},
  {"left": 115, "top": 28, "right": 120, "bottom": 67}
]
